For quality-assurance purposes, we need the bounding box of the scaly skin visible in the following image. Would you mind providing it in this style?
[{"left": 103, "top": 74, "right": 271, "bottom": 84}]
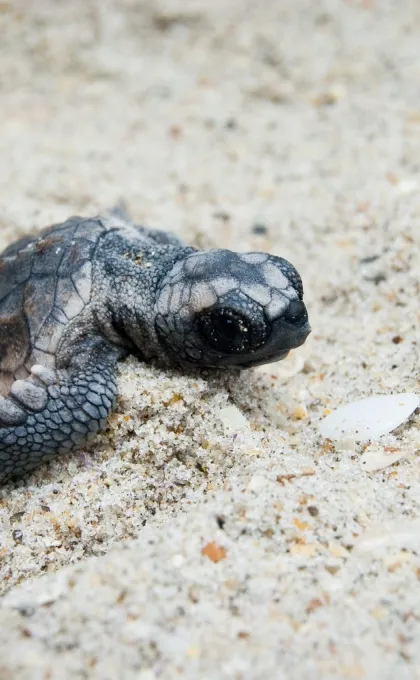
[{"left": 0, "top": 211, "right": 310, "bottom": 482}]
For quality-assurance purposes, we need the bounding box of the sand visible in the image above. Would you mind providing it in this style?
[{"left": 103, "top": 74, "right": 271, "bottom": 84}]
[{"left": 0, "top": 0, "right": 420, "bottom": 678}]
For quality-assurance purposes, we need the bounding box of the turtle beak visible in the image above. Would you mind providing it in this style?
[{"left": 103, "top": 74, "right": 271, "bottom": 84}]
[{"left": 217, "top": 311, "right": 311, "bottom": 369}]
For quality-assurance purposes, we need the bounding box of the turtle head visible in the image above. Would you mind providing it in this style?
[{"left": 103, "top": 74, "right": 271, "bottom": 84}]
[{"left": 155, "top": 249, "right": 310, "bottom": 369}]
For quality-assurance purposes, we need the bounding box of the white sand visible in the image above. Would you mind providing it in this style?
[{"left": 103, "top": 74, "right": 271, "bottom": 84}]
[{"left": 0, "top": 1, "right": 420, "bottom": 678}]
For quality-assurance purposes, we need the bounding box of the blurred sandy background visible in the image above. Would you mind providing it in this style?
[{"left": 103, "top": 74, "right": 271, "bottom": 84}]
[{"left": 0, "top": 1, "right": 420, "bottom": 678}]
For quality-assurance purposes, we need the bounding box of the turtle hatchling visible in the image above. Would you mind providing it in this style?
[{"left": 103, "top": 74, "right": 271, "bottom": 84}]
[{"left": 0, "top": 209, "right": 310, "bottom": 482}]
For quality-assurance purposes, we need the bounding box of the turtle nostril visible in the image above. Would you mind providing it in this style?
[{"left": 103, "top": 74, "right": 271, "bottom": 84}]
[{"left": 282, "top": 300, "right": 308, "bottom": 326}]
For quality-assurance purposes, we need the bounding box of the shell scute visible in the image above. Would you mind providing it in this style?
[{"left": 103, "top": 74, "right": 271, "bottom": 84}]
[{"left": 0, "top": 217, "right": 101, "bottom": 392}]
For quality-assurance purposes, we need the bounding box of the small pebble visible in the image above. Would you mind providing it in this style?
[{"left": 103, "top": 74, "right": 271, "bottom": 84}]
[
  {"left": 219, "top": 405, "right": 249, "bottom": 430},
  {"left": 171, "top": 554, "right": 184, "bottom": 567},
  {"left": 251, "top": 223, "right": 268, "bottom": 235},
  {"left": 293, "top": 406, "right": 308, "bottom": 420},
  {"left": 201, "top": 542, "right": 226, "bottom": 563},
  {"left": 334, "top": 437, "right": 356, "bottom": 453},
  {"left": 12, "top": 530, "right": 23, "bottom": 544},
  {"left": 225, "top": 118, "right": 237, "bottom": 129},
  {"left": 213, "top": 210, "right": 231, "bottom": 222}
]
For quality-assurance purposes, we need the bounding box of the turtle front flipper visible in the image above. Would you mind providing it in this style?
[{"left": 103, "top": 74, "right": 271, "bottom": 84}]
[{"left": 0, "top": 338, "right": 120, "bottom": 483}]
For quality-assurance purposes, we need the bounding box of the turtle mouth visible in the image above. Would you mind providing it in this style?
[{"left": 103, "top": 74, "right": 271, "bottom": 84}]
[{"left": 233, "top": 349, "right": 290, "bottom": 369}]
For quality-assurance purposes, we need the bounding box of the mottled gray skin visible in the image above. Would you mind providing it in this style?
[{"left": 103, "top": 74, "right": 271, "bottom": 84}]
[{"left": 0, "top": 210, "right": 310, "bottom": 482}]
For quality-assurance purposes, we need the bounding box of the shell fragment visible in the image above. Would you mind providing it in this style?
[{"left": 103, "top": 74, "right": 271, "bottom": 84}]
[{"left": 319, "top": 393, "right": 419, "bottom": 441}]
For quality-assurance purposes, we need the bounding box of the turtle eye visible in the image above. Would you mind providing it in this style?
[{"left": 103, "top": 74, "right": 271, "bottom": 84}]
[{"left": 198, "top": 308, "right": 265, "bottom": 354}]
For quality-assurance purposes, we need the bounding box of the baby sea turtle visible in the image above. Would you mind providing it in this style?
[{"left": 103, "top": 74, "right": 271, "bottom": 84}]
[{"left": 0, "top": 209, "right": 310, "bottom": 482}]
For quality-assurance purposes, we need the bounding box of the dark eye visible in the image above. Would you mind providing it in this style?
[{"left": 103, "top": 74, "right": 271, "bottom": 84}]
[
  {"left": 282, "top": 300, "right": 308, "bottom": 326},
  {"left": 198, "top": 309, "right": 266, "bottom": 354}
]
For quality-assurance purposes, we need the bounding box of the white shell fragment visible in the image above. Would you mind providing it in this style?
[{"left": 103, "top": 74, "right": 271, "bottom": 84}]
[
  {"left": 354, "top": 519, "right": 420, "bottom": 554},
  {"left": 359, "top": 445, "right": 405, "bottom": 472},
  {"left": 319, "top": 393, "right": 419, "bottom": 442}
]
